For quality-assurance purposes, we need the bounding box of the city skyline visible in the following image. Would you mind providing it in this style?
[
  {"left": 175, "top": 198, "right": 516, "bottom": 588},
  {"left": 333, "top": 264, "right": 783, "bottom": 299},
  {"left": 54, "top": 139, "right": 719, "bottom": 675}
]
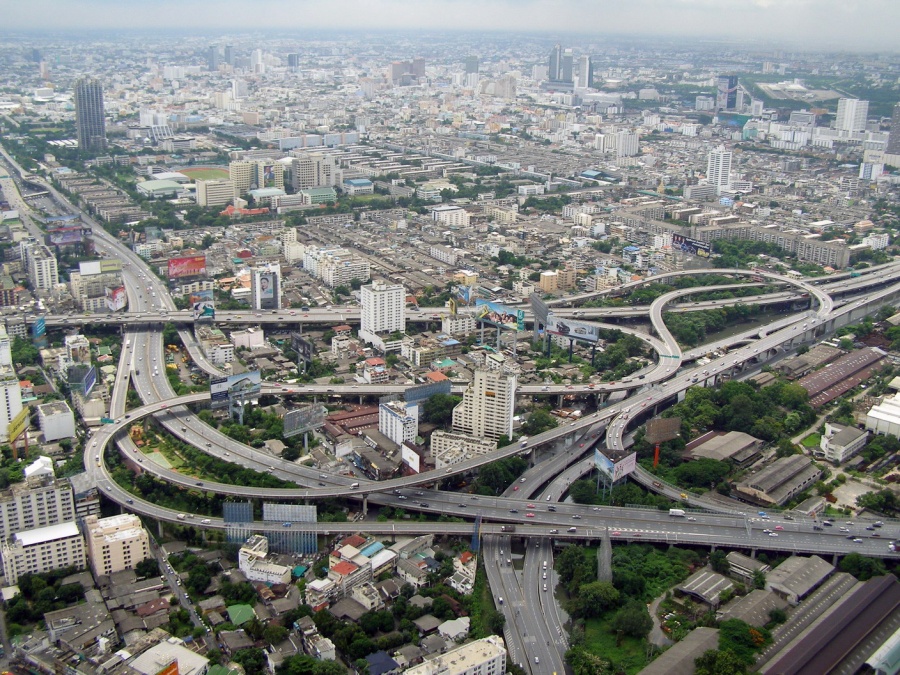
[{"left": 5, "top": 0, "right": 900, "bottom": 52}]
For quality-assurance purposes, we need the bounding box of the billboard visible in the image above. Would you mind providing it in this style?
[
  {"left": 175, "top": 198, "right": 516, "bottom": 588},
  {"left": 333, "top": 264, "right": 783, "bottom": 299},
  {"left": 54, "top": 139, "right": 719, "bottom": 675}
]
[
  {"left": 79, "top": 259, "right": 121, "bottom": 276},
  {"left": 8, "top": 408, "right": 29, "bottom": 441},
  {"left": 258, "top": 272, "right": 275, "bottom": 299},
  {"left": 167, "top": 255, "right": 207, "bottom": 279},
  {"left": 47, "top": 227, "right": 90, "bottom": 246},
  {"left": 529, "top": 292, "right": 550, "bottom": 325},
  {"left": 595, "top": 449, "right": 637, "bottom": 481},
  {"left": 210, "top": 370, "right": 261, "bottom": 409},
  {"left": 263, "top": 164, "right": 277, "bottom": 188},
  {"left": 69, "top": 364, "right": 97, "bottom": 397},
  {"left": 447, "top": 297, "right": 457, "bottom": 316},
  {"left": 545, "top": 314, "right": 601, "bottom": 343},
  {"left": 190, "top": 289, "right": 215, "bottom": 320},
  {"left": 32, "top": 316, "right": 46, "bottom": 339},
  {"left": 646, "top": 417, "right": 682, "bottom": 444},
  {"left": 671, "top": 233, "right": 711, "bottom": 258},
  {"left": 283, "top": 404, "right": 327, "bottom": 439},
  {"left": 455, "top": 285, "right": 476, "bottom": 306},
  {"left": 475, "top": 299, "right": 525, "bottom": 331},
  {"left": 263, "top": 503, "right": 316, "bottom": 523},
  {"left": 292, "top": 334, "right": 314, "bottom": 364},
  {"left": 105, "top": 286, "right": 127, "bottom": 311}
]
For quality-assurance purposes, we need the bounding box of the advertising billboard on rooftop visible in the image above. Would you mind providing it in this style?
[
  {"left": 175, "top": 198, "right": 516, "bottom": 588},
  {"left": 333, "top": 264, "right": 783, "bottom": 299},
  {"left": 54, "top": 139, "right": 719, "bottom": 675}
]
[
  {"left": 167, "top": 255, "right": 207, "bottom": 279},
  {"left": 545, "top": 313, "right": 601, "bottom": 343},
  {"left": 475, "top": 299, "right": 525, "bottom": 331}
]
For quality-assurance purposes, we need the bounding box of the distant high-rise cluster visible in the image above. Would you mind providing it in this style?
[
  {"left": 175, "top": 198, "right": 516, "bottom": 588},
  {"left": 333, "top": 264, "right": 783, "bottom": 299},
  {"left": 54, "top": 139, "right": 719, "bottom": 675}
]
[
  {"left": 548, "top": 44, "right": 574, "bottom": 85},
  {"left": 207, "top": 45, "right": 219, "bottom": 71},
  {"left": 74, "top": 77, "right": 106, "bottom": 153},
  {"left": 465, "top": 55, "right": 479, "bottom": 75}
]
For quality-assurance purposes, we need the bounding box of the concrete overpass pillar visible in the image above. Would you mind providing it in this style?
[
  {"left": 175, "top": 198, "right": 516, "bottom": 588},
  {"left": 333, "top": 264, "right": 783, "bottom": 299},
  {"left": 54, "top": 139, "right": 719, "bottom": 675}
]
[
  {"left": 158, "top": 520, "right": 164, "bottom": 539},
  {"left": 362, "top": 495, "right": 368, "bottom": 516},
  {"left": 750, "top": 549, "right": 757, "bottom": 558}
]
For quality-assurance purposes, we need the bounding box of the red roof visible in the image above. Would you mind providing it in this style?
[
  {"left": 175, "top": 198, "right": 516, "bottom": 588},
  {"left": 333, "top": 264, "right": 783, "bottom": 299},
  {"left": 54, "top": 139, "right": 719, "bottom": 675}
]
[
  {"left": 365, "top": 357, "right": 386, "bottom": 366},
  {"left": 341, "top": 534, "right": 368, "bottom": 549},
  {"left": 331, "top": 560, "right": 358, "bottom": 576},
  {"left": 459, "top": 551, "right": 474, "bottom": 564},
  {"left": 425, "top": 371, "right": 449, "bottom": 382}
]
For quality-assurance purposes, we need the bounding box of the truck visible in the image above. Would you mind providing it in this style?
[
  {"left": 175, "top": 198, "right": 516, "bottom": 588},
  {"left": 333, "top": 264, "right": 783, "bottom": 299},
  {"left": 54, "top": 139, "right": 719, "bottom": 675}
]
[
  {"left": 500, "top": 525, "right": 516, "bottom": 533},
  {"left": 669, "top": 509, "right": 686, "bottom": 517}
]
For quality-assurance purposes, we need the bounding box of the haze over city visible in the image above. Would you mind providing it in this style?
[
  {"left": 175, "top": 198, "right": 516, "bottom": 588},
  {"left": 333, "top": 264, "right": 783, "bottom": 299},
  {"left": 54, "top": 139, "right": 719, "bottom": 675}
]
[{"left": 5, "top": 0, "right": 900, "bottom": 51}]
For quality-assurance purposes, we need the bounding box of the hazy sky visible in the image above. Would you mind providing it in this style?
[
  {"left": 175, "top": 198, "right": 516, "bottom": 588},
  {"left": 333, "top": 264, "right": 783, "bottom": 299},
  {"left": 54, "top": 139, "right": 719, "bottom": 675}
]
[{"left": 7, "top": 0, "right": 899, "bottom": 52}]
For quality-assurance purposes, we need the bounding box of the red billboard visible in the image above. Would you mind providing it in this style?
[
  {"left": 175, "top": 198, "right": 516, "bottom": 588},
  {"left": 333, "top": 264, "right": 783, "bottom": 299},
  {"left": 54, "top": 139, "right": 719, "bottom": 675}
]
[
  {"left": 106, "top": 286, "right": 127, "bottom": 311},
  {"left": 167, "top": 255, "right": 207, "bottom": 279}
]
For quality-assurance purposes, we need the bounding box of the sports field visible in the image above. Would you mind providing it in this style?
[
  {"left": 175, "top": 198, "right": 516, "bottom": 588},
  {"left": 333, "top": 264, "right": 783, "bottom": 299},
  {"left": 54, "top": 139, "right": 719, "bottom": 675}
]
[{"left": 180, "top": 167, "right": 229, "bottom": 180}]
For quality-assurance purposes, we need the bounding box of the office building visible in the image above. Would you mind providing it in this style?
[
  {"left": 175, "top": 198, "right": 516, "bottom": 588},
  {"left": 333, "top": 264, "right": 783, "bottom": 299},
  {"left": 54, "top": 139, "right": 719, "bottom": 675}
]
[
  {"left": 406, "top": 635, "right": 507, "bottom": 675},
  {"left": 291, "top": 152, "right": 341, "bottom": 190},
  {"left": 360, "top": 281, "right": 405, "bottom": 337},
  {"left": 229, "top": 160, "right": 284, "bottom": 198},
  {"left": 548, "top": 44, "right": 562, "bottom": 82},
  {"left": 224, "top": 44, "right": 234, "bottom": 66},
  {"left": 706, "top": 145, "right": 733, "bottom": 194},
  {"left": 1, "top": 522, "right": 86, "bottom": 585},
  {"left": 835, "top": 98, "right": 869, "bottom": 134},
  {"left": 207, "top": 45, "right": 219, "bottom": 71},
  {"left": 465, "top": 55, "right": 479, "bottom": 74},
  {"left": 886, "top": 103, "right": 900, "bottom": 155},
  {"left": 37, "top": 400, "right": 77, "bottom": 442},
  {"left": 0, "top": 476, "right": 75, "bottom": 542},
  {"left": 231, "top": 79, "right": 248, "bottom": 100},
  {"left": 287, "top": 53, "right": 300, "bottom": 70},
  {"left": 250, "top": 263, "right": 282, "bottom": 310},
  {"left": 716, "top": 75, "right": 738, "bottom": 110},
  {"left": 84, "top": 513, "right": 151, "bottom": 577},
  {"left": 74, "top": 77, "right": 107, "bottom": 153},
  {"left": 560, "top": 49, "right": 574, "bottom": 83},
  {"left": 195, "top": 179, "right": 235, "bottom": 207},
  {"left": 576, "top": 54, "right": 593, "bottom": 88},
  {"left": 379, "top": 400, "right": 419, "bottom": 446},
  {"left": 452, "top": 364, "right": 516, "bottom": 441}
]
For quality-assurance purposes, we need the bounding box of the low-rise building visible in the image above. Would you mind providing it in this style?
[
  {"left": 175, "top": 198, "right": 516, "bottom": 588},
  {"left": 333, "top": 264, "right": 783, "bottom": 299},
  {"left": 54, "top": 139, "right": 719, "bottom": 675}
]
[
  {"left": 238, "top": 534, "right": 291, "bottom": 584},
  {"left": 734, "top": 455, "right": 822, "bottom": 506},
  {"left": 766, "top": 555, "right": 834, "bottom": 605},
  {"left": 36, "top": 400, "right": 77, "bottom": 442},
  {"left": 816, "top": 422, "right": 868, "bottom": 464},
  {"left": 405, "top": 635, "right": 507, "bottom": 675}
]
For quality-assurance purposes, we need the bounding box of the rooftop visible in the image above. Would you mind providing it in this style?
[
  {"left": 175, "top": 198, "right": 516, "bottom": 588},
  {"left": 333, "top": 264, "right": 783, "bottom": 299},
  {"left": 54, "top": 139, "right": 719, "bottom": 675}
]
[{"left": 13, "top": 521, "right": 80, "bottom": 547}]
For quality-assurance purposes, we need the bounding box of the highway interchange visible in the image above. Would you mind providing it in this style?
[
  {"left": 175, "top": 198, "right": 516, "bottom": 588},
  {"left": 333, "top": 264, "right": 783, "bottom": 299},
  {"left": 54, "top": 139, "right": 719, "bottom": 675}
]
[{"left": 3, "top": 152, "right": 900, "bottom": 673}]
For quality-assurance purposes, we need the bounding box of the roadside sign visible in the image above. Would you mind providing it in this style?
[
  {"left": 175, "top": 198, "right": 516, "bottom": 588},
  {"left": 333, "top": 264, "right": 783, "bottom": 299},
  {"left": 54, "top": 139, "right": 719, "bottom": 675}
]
[{"left": 100, "top": 417, "right": 115, "bottom": 424}]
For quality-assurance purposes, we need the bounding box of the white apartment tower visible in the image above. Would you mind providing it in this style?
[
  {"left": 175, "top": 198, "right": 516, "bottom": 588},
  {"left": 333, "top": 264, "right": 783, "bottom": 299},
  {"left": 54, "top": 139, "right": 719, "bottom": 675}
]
[
  {"left": 452, "top": 366, "right": 516, "bottom": 441},
  {"left": 379, "top": 400, "right": 419, "bottom": 446},
  {"left": 0, "top": 325, "right": 11, "bottom": 367},
  {"left": 23, "top": 242, "right": 59, "bottom": 291},
  {"left": 706, "top": 145, "right": 733, "bottom": 195},
  {"left": 405, "top": 635, "right": 507, "bottom": 675},
  {"left": 0, "top": 366, "right": 23, "bottom": 442},
  {"left": 0, "top": 477, "right": 75, "bottom": 541},
  {"left": 835, "top": 98, "right": 869, "bottom": 134},
  {"left": 196, "top": 179, "right": 235, "bottom": 207},
  {"left": 291, "top": 152, "right": 342, "bottom": 191},
  {"left": 84, "top": 513, "right": 151, "bottom": 577},
  {"left": 360, "top": 281, "right": 406, "bottom": 336}
]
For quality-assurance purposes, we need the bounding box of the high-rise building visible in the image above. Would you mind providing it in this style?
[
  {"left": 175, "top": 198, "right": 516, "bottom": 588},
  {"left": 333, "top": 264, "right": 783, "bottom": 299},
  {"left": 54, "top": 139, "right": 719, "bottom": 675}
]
[
  {"left": 1, "top": 522, "right": 85, "bottom": 585},
  {"left": 231, "top": 79, "right": 248, "bottom": 100},
  {"left": 360, "top": 281, "right": 406, "bottom": 337},
  {"left": 616, "top": 130, "right": 640, "bottom": 158},
  {"left": 706, "top": 145, "right": 733, "bottom": 194},
  {"left": 548, "top": 44, "right": 562, "bottom": 82},
  {"left": 886, "top": 103, "right": 900, "bottom": 156},
  {"left": 465, "top": 55, "right": 479, "bottom": 75},
  {"left": 379, "top": 400, "right": 419, "bottom": 446},
  {"left": 207, "top": 45, "right": 219, "bottom": 71},
  {"left": 576, "top": 55, "right": 593, "bottom": 89},
  {"left": 250, "top": 263, "right": 282, "bottom": 310},
  {"left": 84, "top": 514, "right": 150, "bottom": 577},
  {"left": 196, "top": 179, "right": 235, "bottom": 207},
  {"left": 452, "top": 362, "right": 517, "bottom": 441},
  {"left": 251, "top": 49, "right": 265, "bottom": 74},
  {"left": 291, "top": 152, "right": 341, "bottom": 190},
  {"left": 229, "top": 160, "right": 284, "bottom": 197},
  {"left": 287, "top": 53, "right": 300, "bottom": 70},
  {"left": 561, "top": 49, "right": 574, "bottom": 83},
  {"left": 22, "top": 242, "right": 59, "bottom": 291},
  {"left": 74, "top": 77, "right": 106, "bottom": 153},
  {"left": 716, "top": 75, "right": 739, "bottom": 110},
  {"left": 0, "top": 325, "right": 10, "bottom": 368},
  {"left": 224, "top": 44, "right": 234, "bottom": 66},
  {"left": 836, "top": 98, "right": 869, "bottom": 134},
  {"left": 411, "top": 57, "right": 426, "bottom": 78}
]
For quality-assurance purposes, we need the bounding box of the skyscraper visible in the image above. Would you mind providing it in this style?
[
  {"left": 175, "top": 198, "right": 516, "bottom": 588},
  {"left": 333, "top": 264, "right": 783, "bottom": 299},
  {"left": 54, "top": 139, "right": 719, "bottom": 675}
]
[
  {"left": 74, "top": 77, "right": 106, "bottom": 153},
  {"left": 224, "top": 45, "right": 234, "bottom": 66},
  {"left": 716, "top": 75, "right": 738, "bottom": 110},
  {"left": 835, "top": 98, "right": 869, "bottom": 134},
  {"left": 576, "top": 55, "right": 593, "bottom": 88},
  {"left": 207, "top": 45, "right": 219, "bottom": 72},
  {"left": 560, "top": 49, "right": 574, "bottom": 84},
  {"left": 287, "top": 53, "right": 300, "bottom": 70},
  {"left": 465, "top": 55, "right": 479, "bottom": 75},
  {"left": 887, "top": 103, "right": 900, "bottom": 156},
  {"left": 548, "top": 44, "right": 561, "bottom": 82},
  {"left": 706, "top": 145, "right": 733, "bottom": 194}
]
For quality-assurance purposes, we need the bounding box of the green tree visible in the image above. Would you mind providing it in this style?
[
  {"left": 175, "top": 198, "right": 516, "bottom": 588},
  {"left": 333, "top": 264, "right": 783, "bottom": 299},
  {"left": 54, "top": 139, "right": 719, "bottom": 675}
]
[
  {"left": 421, "top": 394, "right": 462, "bottom": 425},
  {"left": 710, "top": 550, "right": 730, "bottom": 574},
  {"left": 839, "top": 553, "right": 887, "bottom": 580},
  {"left": 232, "top": 647, "right": 267, "bottom": 675},
  {"left": 751, "top": 569, "right": 766, "bottom": 590},
  {"left": 611, "top": 600, "right": 653, "bottom": 639},
  {"left": 695, "top": 649, "right": 749, "bottom": 675},
  {"left": 264, "top": 624, "right": 289, "bottom": 645},
  {"left": 574, "top": 581, "right": 620, "bottom": 618},
  {"left": 135, "top": 558, "right": 160, "bottom": 578},
  {"left": 521, "top": 408, "right": 558, "bottom": 436}
]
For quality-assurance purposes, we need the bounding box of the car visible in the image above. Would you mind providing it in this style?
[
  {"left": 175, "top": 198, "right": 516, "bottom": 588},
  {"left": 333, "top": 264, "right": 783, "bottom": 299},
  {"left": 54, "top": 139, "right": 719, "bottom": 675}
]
[
  {"left": 283, "top": 522, "right": 292, "bottom": 527},
  {"left": 525, "top": 512, "right": 535, "bottom": 518},
  {"left": 160, "top": 403, "right": 167, "bottom": 409},
  {"left": 572, "top": 514, "right": 582, "bottom": 519},
  {"left": 774, "top": 525, "right": 784, "bottom": 531},
  {"left": 106, "top": 485, "right": 112, "bottom": 491},
  {"left": 519, "top": 477, "right": 527, "bottom": 483},
  {"left": 687, "top": 516, "right": 697, "bottom": 521},
  {"left": 852, "top": 538, "right": 863, "bottom": 543},
  {"left": 549, "top": 529, "right": 559, "bottom": 534},
  {"left": 579, "top": 443, "right": 585, "bottom": 448},
  {"left": 509, "top": 509, "right": 518, "bottom": 514},
  {"left": 840, "top": 527, "right": 850, "bottom": 532},
  {"left": 457, "top": 503, "right": 466, "bottom": 508},
  {"left": 513, "top": 486, "right": 519, "bottom": 491},
  {"left": 526, "top": 504, "right": 536, "bottom": 509},
  {"left": 548, "top": 506, "right": 557, "bottom": 512},
  {"left": 611, "top": 531, "right": 621, "bottom": 535},
  {"left": 768, "top": 532, "right": 778, "bottom": 537},
  {"left": 126, "top": 498, "right": 134, "bottom": 504},
  {"left": 568, "top": 527, "right": 577, "bottom": 532},
  {"left": 866, "top": 526, "right": 876, "bottom": 531},
  {"left": 419, "top": 502, "right": 429, "bottom": 508},
  {"left": 823, "top": 521, "right": 833, "bottom": 526},
  {"left": 196, "top": 482, "right": 203, "bottom": 487},
  {"left": 543, "top": 572, "right": 547, "bottom": 579},
  {"left": 813, "top": 525, "right": 824, "bottom": 531}
]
